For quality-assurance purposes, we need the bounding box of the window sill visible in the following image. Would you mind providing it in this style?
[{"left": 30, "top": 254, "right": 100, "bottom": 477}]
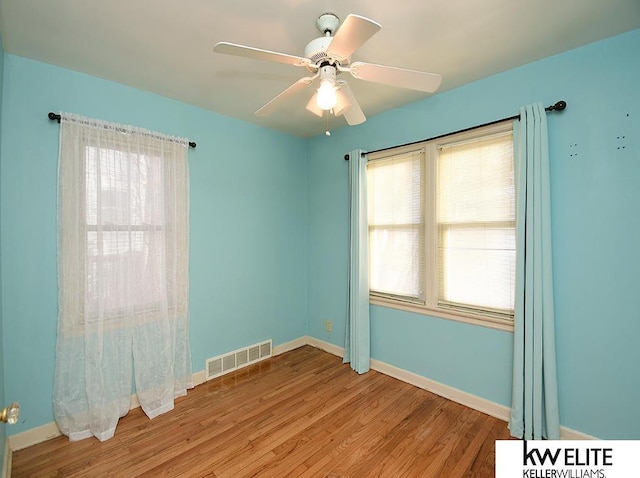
[{"left": 369, "top": 296, "right": 514, "bottom": 333}]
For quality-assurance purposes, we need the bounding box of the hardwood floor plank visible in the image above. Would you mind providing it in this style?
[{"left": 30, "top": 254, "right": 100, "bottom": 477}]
[
  {"left": 249, "top": 376, "right": 418, "bottom": 477},
  {"left": 12, "top": 346, "right": 508, "bottom": 477},
  {"left": 295, "top": 385, "right": 434, "bottom": 477},
  {"left": 465, "top": 419, "right": 511, "bottom": 477},
  {"left": 118, "top": 349, "right": 345, "bottom": 476},
  {"left": 344, "top": 392, "right": 450, "bottom": 477},
  {"left": 169, "top": 369, "right": 388, "bottom": 477},
  {"left": 415, "top": 406, "right": 484, "bottom": 477},
  {"left": 436, "top": 411, "right": 496, "bottom": 477},
  {"left": 128, "top": 351, "right": 352, "bottom": 476},
  {"left": 220, "top": 381, "right": 394, "bottom": 477}
]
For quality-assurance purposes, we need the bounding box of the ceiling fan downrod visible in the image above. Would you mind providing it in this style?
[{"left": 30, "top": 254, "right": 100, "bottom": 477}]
[{"left": 316, "top": 13, "right": 340, "bottom": 36}]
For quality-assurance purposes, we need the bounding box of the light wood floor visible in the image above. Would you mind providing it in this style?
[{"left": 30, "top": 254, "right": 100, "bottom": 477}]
[{"left": 12, "top": 346, "right": 510, "bottom": 477}]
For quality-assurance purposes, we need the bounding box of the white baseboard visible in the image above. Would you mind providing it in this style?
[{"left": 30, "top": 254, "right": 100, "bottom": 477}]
[
  {"left": 303, "top": 336, "right": 509, "bottom": 421},
  {"left": 303, "top": 336, "right": 597, "bottom": 440},
  {"left": 6, "top": 335, "right": 596, "bottom": 455},
  {"left": 306, "top": 336, "right": 345, "bottom": 358},
  {"left": 192, "top": 370, "right": 206, "bottom": 388},
  {"left": 559, "top": 426, "right": 599, "bottom": 440},
  {"left": 8, "top": 421, "right": 62, "bottom": 452},
  {"left": 273, "top": 336, "right": 308, "bottom": 356},
  {"left": 3, "top": 438, "right": 11, "bottom": 478},
  {"left": 370, "top": 357, "right": 512, "bottom": 422}
]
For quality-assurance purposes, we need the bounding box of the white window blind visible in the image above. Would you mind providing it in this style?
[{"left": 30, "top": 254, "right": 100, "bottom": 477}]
[
  {"left": 436, "top": 131, "right": 515, "bottom": 316},
  {"left": 366, "top": 121, "right": 516, "bottom": 329},
  {"left": 367, "top": 149, "right": 425, "bottom": 302}
]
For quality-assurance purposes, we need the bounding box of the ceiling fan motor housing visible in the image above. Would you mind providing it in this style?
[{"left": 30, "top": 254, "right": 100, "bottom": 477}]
[{"left": 304, "top": 36, "right": 334, "bottom": 64}]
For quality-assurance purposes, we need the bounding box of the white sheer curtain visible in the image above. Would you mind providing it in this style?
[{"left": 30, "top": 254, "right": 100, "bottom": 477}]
[{"left": 54, "top": 113, "right": 192, "bottom": 441}]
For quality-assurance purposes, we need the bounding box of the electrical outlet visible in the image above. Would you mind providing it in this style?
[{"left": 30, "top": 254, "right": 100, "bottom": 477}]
[{"left": 325, "top": 320, "right": 332, "bottom": 332}]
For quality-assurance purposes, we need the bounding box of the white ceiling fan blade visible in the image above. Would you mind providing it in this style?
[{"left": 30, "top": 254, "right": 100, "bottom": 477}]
[
  {"left": 214, "top": 42, "right": 310, "bottom": 67},
  {"left": 305, "top": 93, "right": 324, "bottom": 118},
  {"left": 343, "top": 104, "right": 366, "bottom": 126},
  {"left": 335, "top": 81, "right": 366, "bottom": 125},
  {"left": 255, "top": 76, "right": 316, "bottom": 117},
  {"left": 349, "top": 61, "right": 442, "bottom": 93},
  {"left": 326, "top": 15, "right": 381, "bottom": 60}
]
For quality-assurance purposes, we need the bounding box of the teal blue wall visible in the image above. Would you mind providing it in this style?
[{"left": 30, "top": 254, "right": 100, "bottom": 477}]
[
  {"left": 0, "top": 30, "right": 6, "bottom": 465},
  {"left": 0, "top": 55, "right": 308, "bottom": 435},
  {"left": 307, "top": 29, "right": 640, "bottom": 439}
]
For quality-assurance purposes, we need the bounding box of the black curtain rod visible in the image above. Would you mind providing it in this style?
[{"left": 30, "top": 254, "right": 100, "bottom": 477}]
[
  {"left": 48, "top": 112, "right": 197, "bottom": 149},
  {"left": 343, "top": 100, "right": 566, "bottom": 160}
]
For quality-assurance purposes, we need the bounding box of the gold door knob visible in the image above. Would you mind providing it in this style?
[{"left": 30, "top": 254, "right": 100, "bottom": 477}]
[{"left": 0, "top": 402, "right": 20, "bottom": 424}]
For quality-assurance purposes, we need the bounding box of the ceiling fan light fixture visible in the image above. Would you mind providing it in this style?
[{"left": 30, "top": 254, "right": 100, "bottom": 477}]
[{"left": 316, "top": 65, "right": 338, "bottom": 110}]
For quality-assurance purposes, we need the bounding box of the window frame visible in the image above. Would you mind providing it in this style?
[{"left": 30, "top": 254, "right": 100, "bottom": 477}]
[{"left": 368, "top": 121, "right": 516, "bottom": 332}]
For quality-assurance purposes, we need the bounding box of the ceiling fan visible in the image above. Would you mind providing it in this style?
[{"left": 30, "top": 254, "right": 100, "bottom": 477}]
[{"left": 213, "top": 13, "right": 442, "bottom": 130}]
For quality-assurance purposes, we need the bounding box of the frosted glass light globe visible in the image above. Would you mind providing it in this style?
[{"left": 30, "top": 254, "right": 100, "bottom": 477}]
[{"left": 316, "top": 79, "right": 337, "bottom": 110}]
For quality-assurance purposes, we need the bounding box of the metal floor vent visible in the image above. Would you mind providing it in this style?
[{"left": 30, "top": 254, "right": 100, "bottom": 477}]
[{"left": 205, "top": 339, "right": 272, "bottom": 381}]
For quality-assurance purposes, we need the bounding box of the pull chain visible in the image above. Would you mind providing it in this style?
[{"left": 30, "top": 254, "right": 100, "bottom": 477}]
[{"left": 325, "top": 109, "right": 331, "bottom": 136}]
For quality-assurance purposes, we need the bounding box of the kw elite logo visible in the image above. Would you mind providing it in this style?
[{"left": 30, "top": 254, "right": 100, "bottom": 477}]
[
  {"left": 496, "top": 440, "right": 639, "bottom": 478},
  {"left": 521, "top": 441, "right": 611, "bottom": 477}
]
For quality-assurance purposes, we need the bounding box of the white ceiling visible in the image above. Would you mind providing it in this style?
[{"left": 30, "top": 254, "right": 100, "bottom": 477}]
[{"left": 0, "top": 0, "right": 638, "bottom": 137}]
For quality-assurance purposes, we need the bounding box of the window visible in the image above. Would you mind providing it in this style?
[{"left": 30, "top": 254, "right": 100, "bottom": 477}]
[
  {"left": 84, "top": 143, "right": 168, "bottom": 321},
  {"left": 367, "top": 122, "right": 515, "bottom": 329}
]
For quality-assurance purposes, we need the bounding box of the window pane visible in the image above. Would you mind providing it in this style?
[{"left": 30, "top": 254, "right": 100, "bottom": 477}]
[
  {"left": 368, "top": 150, "right": 424, "bottom": 301},
  {"left": 437, "top": 131, "right": 515, "bottom": 315},
  {"left": 438, "top": 225, "right": 515, "bottom": 311},
  {"left": 438, "top": 133, "right": 515, "bottom": 223},
  {"left": 370, "top": 226, "right": 423, "bottom": 300},
  {"left": 86, "top": 230, "right": 164, "bottom": 318},
  {"left": 85, "top": 146, "right": 164, "bottom": 227},
  {"left": 368, "top": 151, "right": 422, "bottom": 225}
]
